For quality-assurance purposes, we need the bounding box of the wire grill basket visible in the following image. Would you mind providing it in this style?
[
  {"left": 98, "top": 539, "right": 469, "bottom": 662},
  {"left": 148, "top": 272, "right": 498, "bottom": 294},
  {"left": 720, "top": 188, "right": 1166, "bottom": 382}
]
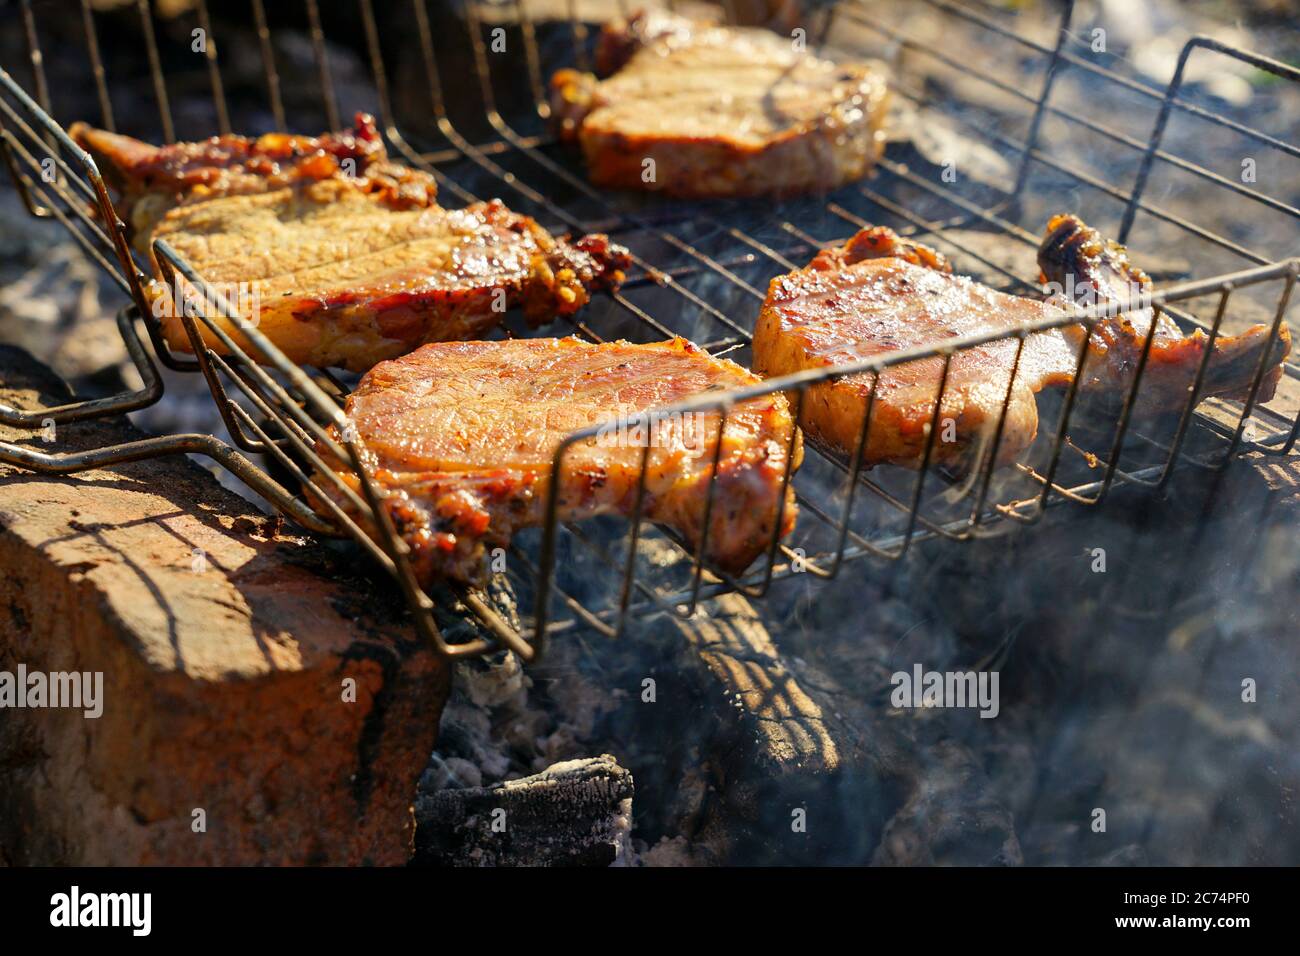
[{"left": 1, "top": 0, "right": 1296, "bottom": 661}]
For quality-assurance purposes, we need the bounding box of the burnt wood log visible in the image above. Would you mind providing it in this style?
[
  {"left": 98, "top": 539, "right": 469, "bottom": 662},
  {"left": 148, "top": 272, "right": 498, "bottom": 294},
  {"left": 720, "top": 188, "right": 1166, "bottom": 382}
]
[{"left": 413, "top": 754, "right": 634, "bottom": 866}]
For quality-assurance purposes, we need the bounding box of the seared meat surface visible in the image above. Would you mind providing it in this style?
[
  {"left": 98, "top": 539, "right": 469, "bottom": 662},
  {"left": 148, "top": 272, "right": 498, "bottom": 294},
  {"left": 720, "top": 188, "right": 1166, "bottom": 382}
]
[
  {"left": 754, "top": 227, "right": 1066, "bottom": 470},
  {"left": 551, "top": 11, "right": 888, "bottom": 198},
  {"left": 147, "top": 180, "right": 629, "bottom": 372},
  {"left": 1038, "top": 213, "right": 1290, "bottom": 412},
  {"left": 75, "top": 115, "right": 629, "bottom": 370},
  {"left": 71, "top": 113, "right": 436, "bottom": 252},
  {"left": 312, "top": 337, "right": 801, "bottom": 585},
  {"left": 753, "top": 221, "right": 1290, "bottom": 471}
]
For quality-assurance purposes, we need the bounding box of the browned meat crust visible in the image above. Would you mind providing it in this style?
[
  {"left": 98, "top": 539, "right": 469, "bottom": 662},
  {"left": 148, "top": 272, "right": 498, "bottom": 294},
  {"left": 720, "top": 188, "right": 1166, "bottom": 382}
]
[
  {"left": 754, "top": 228, "right": 1060, "bottom": 471},
  {"left": 754, "top": 221, "right": 1290, "bottom": 472},
  {"left": 75, "top": 116, "right": 629, "bottom": 370},
  {"left": 551, "top": 12, "right": 889, "bottom": 198},
  {"left": 807, "top": 225, "right": 953, "bottom": 273},
  {"left": 146, "top": 181, "right": 630, "bottom": 372},
  {"left": 71, "top": 113, "right": 437, "bottom": 252},
  {"left": 311, "top": 337, "right": 801, "bottom": 585},
  {"left": 1038, "top": 213, "right": 1291, "bottom": 411}
]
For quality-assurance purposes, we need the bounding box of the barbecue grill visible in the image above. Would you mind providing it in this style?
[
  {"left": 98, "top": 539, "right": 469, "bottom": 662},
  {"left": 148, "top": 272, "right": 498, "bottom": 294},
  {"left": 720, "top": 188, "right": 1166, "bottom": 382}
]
[{"left": 1, "top": 0, "right": 1296, "bottom": 665}]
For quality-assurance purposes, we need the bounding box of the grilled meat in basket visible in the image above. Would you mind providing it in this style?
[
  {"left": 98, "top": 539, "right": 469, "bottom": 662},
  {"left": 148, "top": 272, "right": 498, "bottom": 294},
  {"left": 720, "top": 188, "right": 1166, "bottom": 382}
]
[
  {"left": 145, "top": 182, "right": 627, "bottom": 372},
  {"left": 551, "top": 11, "right": 889, "bottom": 198},
  {"left": 73, "top": 115, "right": 630, "bottom": 371},
  {"left": 753, "top": 218, "right": 1290, "bottom": 472},
  {"left": 1038, "top": 213, "right": 1290, "bottom": 413},
  {"left": 311, "top": 337, "right": 801, "bottom": 586},
  {"left": 72, "top": 113, "right": 436, "bottom": 252}
]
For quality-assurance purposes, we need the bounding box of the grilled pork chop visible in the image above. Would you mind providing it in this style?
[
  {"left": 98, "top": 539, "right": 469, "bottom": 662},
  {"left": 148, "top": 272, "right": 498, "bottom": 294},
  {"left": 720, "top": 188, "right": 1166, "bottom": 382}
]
[
  {"left": 71, "top": 113, "right": 437, "bottom": 253},
  {"left": 551, "top": 11, "right": 888, "bottom": 198},
  {"left": 146, "top": 179, "right": 629, "bottom": 371},
  {"left": 311, "top": 337, "right": 801, "bottom": 586},
  {"left": 753, "top": 221, "right": 1289, "bottom": 471}
]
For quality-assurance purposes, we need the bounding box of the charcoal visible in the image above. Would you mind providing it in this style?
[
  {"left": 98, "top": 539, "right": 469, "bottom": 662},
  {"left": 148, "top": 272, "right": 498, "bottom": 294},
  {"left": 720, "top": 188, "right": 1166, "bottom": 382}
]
[{"left": 412, "top": 755, "right": 634, "bottom": 867}]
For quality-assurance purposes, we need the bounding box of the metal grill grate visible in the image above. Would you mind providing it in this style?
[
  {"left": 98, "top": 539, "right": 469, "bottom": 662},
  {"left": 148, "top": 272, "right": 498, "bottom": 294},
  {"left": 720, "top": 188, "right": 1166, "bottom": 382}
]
[{"left": 1, "top": 0, "right": 1296, "bottom": 661}]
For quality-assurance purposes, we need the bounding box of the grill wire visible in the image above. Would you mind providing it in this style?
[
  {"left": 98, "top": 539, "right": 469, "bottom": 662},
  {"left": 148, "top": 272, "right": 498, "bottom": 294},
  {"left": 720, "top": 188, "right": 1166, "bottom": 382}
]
[{"left": 0, "top": 0, "right": 1297, "bottom": 662}]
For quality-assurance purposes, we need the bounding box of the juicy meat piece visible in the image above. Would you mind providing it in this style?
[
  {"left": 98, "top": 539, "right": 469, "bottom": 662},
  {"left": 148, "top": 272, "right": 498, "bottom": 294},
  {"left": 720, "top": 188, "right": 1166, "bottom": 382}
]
[
  {"left": 81, "top": 116, "right": 628, "bottom": 369},
  {"left": 754, "top": 227, "right": 1068, "bottom": 471},
  {"left": 311, "top": 337, "right": 801, "bottom": 586},
  {"left": 71, "top": 113, "right": 437, "bottom": 253},
  {"left": 147, "top": 179, "right": 630, "bottom": 371},
  {"left": 753, "top": 221, "right": 1290, "bottom": 471},
  {"left": 551, "top": 12, "right": 888, "bottom": 198},
  {"left": 1038, "top": 213, "right": 1291, "bottom": 412}
]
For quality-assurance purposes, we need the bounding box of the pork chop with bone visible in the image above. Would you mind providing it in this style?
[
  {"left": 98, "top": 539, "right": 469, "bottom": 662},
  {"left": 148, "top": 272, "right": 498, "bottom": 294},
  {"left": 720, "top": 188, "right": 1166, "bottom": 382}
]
[
  {"left": 311, "top": 337, "right": 801, "bottom": 586},
  {"left": 73, "top": 116, "right": 629, "bottom": 371},
  {"left": 753, "top": 218, "right": 1289, "bottom": 471},
  {"left": 551, "top": 10, "right": 889, "bottom": 198},
  {"left": 71, "top": 113, "right": 436, "bottom": 252}
]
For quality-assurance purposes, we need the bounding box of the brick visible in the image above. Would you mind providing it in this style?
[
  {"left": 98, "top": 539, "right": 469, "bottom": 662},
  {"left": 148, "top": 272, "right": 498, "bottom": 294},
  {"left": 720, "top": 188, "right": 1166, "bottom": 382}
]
[{"left": 0, "top": 346, "right": 451, "bottom": 864}]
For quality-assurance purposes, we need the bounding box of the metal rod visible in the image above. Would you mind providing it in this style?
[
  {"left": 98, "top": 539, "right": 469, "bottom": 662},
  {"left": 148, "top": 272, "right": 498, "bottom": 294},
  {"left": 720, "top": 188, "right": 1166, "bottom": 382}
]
[
  {"left": 196, "top": 0, "right": 231, "bottom": 136},
  {"left": 135, "top": 0, "right": 175, "bottom": 143},
  {"left": 252, "top": 0, "right": 287, "bottom": 130}
]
